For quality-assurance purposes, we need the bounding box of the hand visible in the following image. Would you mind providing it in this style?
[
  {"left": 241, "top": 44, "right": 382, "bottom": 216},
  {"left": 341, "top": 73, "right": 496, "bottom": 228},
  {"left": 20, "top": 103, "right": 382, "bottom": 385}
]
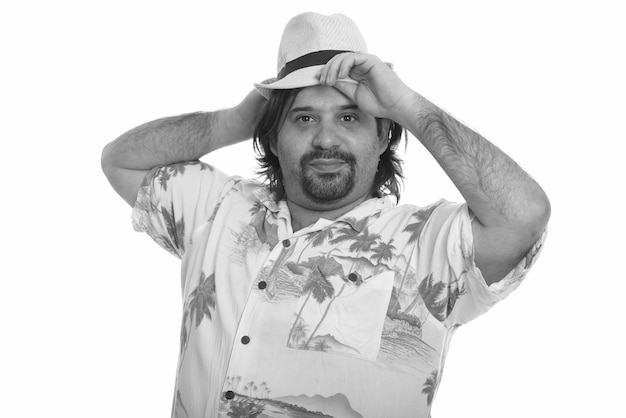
[
  {"left": 319, "top": 52, "right": 415, "bottom": 124},
  {"left": 229, "top": 89, "right": 267, "bottom": 140}
]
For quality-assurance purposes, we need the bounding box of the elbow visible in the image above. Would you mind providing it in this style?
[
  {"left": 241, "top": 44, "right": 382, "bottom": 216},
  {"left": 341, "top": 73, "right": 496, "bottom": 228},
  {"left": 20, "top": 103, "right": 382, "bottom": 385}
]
[
  {"left": 533, "top": 187, "right": 551, "bottom": 226},
  {"left": 519, "top": 188, "right": 551, "bottom": 240},
  {"left": 100, "top": 142, "right": 116, "bottom": 178}
]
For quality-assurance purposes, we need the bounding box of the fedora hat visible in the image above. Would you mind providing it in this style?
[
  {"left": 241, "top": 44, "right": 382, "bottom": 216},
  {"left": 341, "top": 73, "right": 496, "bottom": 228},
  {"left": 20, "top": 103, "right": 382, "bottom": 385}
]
[{"left": 253, "top": 12, "right": 368, "bottom": 99}]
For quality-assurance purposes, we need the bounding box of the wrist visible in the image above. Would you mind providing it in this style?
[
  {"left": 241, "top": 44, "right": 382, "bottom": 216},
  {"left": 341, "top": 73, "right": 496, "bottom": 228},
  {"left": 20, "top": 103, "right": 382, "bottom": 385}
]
[{"left": 394, "top": 91, "right": 428, "bottom": 130}]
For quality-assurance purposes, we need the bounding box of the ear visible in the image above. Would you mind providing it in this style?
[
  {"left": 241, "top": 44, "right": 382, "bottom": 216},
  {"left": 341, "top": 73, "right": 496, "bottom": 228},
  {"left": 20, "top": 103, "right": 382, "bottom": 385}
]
[{"left": 377, "top": 119, "right": 391, "bottom": 155}]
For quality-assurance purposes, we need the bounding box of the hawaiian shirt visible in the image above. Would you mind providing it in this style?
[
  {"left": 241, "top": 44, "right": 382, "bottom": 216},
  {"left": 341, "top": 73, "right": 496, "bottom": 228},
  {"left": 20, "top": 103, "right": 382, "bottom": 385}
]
[{"left": 131, "top": 161, "right": 545, "bottom": 418}]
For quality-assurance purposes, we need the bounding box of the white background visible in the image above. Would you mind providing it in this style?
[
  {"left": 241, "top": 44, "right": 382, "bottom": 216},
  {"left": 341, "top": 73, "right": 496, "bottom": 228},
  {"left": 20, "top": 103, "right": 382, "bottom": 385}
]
[{"left": 1, "top": 1, "right": 624, "bottom": 417}]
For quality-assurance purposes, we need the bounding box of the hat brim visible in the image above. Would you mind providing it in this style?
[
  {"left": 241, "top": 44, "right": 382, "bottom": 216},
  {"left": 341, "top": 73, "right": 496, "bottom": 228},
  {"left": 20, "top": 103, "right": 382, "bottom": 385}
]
[{"left": 253, "top": 65, "right": 357, "bottom": 99}]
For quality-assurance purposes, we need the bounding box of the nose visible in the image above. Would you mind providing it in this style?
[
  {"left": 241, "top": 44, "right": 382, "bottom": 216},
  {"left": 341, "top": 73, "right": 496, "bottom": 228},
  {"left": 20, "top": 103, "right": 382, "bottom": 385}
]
[{"left": 312, "top": 119, "right": 340, "bottom": 149}]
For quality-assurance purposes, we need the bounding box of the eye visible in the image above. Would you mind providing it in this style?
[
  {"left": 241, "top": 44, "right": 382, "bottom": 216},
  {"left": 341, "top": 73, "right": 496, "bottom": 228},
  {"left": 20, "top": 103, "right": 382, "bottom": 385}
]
[
  {"left": 341, "top": 114, "right": 357, "bottom": 123},
  {"left": 296, "top": 115, "right": 313, "bottom": 123}
]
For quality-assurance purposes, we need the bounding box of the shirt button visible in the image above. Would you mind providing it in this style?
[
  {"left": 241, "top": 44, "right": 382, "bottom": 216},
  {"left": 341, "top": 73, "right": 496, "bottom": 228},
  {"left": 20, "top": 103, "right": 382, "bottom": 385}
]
[
  {"left": 258, "top": 281, "right": 267, "bottom": 290},
  {"left": 282, "top": 239, "right": 291, "bottom": 248},
  {"left": 348, "top": 273, "right": 358, "bottom": 282},
  {"left": 241, "top": 336, "right": 250, "bottom": 344},
  {"left": 224, "top": 390, "right": 235, "bottom": 400}
]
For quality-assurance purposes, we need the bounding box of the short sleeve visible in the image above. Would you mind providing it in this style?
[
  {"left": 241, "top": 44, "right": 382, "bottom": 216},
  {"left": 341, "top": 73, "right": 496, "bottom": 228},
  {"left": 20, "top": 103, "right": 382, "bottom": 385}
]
[
  {"left": 130, "top": 160, "right": 236, "bottom": 259},
  {"left": 415, "top": 200, "right": 546, "bottom": 326}
]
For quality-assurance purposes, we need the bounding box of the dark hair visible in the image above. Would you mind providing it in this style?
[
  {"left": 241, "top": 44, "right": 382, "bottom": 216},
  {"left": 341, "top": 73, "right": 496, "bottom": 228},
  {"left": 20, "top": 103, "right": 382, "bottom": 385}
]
[{"left": 253, "top": 88, "right": 405, "bottom": 201}]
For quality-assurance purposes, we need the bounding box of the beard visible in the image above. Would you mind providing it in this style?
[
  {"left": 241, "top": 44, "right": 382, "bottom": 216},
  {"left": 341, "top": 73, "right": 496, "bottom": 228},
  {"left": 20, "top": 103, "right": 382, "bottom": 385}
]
[{"left": 298, "top": 149, "right": 357, "bottom": 204}]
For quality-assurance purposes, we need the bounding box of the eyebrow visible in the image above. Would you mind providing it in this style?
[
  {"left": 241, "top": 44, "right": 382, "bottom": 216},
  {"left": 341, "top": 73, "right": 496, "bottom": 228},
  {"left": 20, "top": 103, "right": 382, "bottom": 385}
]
[{"left": 289, "top": 104, "right": 361, "bottom": 114}]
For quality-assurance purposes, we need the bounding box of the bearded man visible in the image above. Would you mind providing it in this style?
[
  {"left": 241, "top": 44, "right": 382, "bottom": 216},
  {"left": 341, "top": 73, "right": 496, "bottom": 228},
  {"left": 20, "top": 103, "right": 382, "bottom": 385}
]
[{"left": 102, "top": 12, "right": 550, "bottom": 418}]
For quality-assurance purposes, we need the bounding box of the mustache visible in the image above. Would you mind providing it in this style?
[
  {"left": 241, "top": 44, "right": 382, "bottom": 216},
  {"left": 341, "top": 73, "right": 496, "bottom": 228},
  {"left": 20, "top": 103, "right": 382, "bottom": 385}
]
[{"left": 300, "top": 149, "right": 357, "bottom": 167}]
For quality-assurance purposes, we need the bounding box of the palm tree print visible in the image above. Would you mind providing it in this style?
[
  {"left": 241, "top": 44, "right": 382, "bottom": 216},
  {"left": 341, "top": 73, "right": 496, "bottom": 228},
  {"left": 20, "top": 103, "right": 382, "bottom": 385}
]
[
  {"left": 329, "top": 215, "right": 373, "bottom": 245},
  {"left": 247, "top": 201, "right": 278, "bottom": 247},
  {"left": 248, "top": 201, "right": 265, "bottom": 232},
  {"left": 303, "top": 272, "right": 352, "bottom": 348},
  {"left": 156, "top": 166, "right": 171, "bottom": 191},
  {"left": 404, "top": 272, "right": 467, "bottom": 322},
  {"left": 259, "top": 382, "right": 268, "bottom": 398},
  {"left": 295, "top": 227, "right": 335, "bottom": 263},
  {"left": 403, "top": 204, "right": 440, "bottom": 246},
  {"left": 347, "top": 227, "right": 381, "bottom": 253},
  {"left": 422, "top": 369, "right": 439, "bottom": 407},
  {"left": 300, "top": 256, "right": 342, "bottom": 301},
  {"left": 313, "top": 339, "right": 331, "bottom": 352},
  {"left": 288, "top": 318, "right": 310, "bottom": 347},
  {"left": 391, "top": 203, "right": 442, "bottom": 312},
  {"left": 300, "top": 225, "right": 384, "bottom": 348},
  {"left": 287, "top": 256, "right": 341, "bottom": 346},
  {"left": 179, "top": 272, "right": 217, "bottom": 362},
  {"left": 446, "top": 279, "right": 467, "bottom": 317},
  {"left": 371, "top": 239, "right": 396, "bottom": 264},
  {"left": 188, "top": 272, "right": 217, "bottom": 326},
  {"left": 309, "top": 227, "right": 336, "bottom": 247},
  {"left": 159, "top": 202, "right": 185, "bottom": 255},
  {"left": 155, "top": 160, "right": 207, "bottom": 191},
  {"left": 416, "top": 273, "right": 447, "bottom": 321},
  {"left": 298, "top": 225, "right": 385, "bottom": 348}
]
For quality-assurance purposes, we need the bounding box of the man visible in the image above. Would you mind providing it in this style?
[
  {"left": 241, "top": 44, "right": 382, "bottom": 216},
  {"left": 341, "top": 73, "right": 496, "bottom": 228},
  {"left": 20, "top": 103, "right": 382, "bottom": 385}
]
[{"left": 102, "top": 12, "right": 549, "bottom": 418}]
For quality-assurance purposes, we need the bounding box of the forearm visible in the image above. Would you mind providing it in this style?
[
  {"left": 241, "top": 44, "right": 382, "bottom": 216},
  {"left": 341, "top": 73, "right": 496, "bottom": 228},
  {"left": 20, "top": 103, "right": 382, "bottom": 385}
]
[
  {"left": 103, "top": 111, "right": 222, "bottom": 170},
  {"left": 403, "top": 94, "right": 550, "bottom": 230},
  {"left": 102, "top": 90, "right": 264, "bottom": 171}
]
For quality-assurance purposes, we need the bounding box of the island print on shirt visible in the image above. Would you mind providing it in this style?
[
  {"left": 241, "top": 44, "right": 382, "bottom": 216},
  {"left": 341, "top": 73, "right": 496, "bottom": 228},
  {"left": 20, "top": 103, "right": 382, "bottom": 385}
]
[
  {"left": 135, "top": 164, "right": 543, "bottom": 417},
  {"left": 218, "top": 380, "right": 363, "bottom": 417},
  {"left": 169, "top": 188, "right": 468, "bottom": 417},
  {"left": 245, "top": 203, "right": 459, "bottom": 365},
  {"left": 146, "top": 164, "right": 541, "bottom": 417}
]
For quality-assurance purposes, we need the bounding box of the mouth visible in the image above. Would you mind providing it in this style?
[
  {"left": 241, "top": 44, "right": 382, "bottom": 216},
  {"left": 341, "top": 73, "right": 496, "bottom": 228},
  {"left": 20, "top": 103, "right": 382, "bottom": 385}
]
[{"left": 307, "top": 159, "right": 349, "bottom": 173}]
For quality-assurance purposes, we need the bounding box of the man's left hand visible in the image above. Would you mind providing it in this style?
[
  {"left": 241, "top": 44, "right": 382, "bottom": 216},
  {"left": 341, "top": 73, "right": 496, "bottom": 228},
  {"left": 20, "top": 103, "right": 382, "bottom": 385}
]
[{"left": 320, "top": 52, "right": 415, "bottom": 124}]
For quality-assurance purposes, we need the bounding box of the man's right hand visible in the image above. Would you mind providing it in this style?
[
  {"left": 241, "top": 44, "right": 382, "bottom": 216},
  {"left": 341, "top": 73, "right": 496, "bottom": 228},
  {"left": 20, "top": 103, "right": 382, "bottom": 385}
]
[{"left": 227, "top": 89, "right": 267, "bottom": 141}]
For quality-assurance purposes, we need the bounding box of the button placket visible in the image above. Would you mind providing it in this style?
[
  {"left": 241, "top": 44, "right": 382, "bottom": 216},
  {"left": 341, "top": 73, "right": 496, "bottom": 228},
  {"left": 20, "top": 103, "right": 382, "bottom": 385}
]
[
  {"left": 259, "top": 236, "right": 295, "bottom": 299},
  {"left": 221, "top": 237, "right": 291, "bottom": 398}
]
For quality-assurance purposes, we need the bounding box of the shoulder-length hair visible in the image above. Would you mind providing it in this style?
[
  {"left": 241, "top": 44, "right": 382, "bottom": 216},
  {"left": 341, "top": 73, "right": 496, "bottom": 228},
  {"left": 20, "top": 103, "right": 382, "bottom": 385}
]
[{"left": 253, "top": 88, "right": 405, "bottom": 201}]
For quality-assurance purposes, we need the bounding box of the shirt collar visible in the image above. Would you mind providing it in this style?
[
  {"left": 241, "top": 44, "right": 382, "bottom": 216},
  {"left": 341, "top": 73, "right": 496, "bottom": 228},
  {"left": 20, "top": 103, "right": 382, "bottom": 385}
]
[
  {"left": 253, "top": 185, "right": 395, "bottom": 234},
  {"left": 334, "top": 196, "right": 394, "bottom": 232},
  {"left": 253, "top": 186, "right": 284, "bottom": 214}
]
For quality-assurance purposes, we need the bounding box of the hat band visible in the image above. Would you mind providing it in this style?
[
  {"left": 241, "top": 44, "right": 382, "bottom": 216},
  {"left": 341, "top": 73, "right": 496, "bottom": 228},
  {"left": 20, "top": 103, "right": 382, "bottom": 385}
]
[{"left": 277, "top": 50, "right": 350, "bottom": 80}]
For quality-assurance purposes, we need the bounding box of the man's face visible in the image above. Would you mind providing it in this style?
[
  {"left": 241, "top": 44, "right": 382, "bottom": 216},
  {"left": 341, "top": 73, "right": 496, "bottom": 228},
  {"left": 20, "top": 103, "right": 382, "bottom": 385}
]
[{"left": 271, "top": 85, "right": 387, "bottom": 211}]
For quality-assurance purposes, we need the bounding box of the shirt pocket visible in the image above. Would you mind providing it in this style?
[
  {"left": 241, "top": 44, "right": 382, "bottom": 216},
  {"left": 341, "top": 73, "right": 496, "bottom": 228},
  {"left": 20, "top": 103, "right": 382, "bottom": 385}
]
[{"left": 286, "top": 270, "right": 395, "bottom": 362}]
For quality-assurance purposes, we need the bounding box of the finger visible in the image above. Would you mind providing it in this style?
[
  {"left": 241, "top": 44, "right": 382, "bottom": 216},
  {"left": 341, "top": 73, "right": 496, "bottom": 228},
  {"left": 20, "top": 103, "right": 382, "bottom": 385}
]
[
  {"left": 319, "top": 55, "right": 334, "bottom": 84},
  {"left": 322, "top": 53, "right": 352, "bottom": 86},
  {"left": 338, "top": 53, "right": 373, "bottom": 83},
  {"left": 332, "top": 80, "right": 358, "bottom": 102},
  {"left": 337, "top": 54, "right": 357, "bottom": 81},
  {"left": 321, "top": 54, "right": 342, "bottom": 85}
]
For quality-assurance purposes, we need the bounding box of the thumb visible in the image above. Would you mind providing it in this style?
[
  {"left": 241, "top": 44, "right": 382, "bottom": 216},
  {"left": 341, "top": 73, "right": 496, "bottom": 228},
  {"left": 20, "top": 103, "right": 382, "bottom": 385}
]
[{"left": 332, "top": 80, "right": 359, "bottom": 102}]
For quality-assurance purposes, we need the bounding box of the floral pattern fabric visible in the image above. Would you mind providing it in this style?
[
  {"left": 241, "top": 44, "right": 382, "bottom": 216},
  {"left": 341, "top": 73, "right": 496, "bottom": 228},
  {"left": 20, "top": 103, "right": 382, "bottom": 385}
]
[{"left": 131, "top": 161, "right": 545, "bottom": 418}]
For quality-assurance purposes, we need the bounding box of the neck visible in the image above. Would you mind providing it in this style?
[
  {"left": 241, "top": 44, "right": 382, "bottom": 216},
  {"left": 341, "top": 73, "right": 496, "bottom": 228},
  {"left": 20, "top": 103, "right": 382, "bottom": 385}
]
[{"left": 286, "top": 195, "right": 372, "bottom": 232}]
